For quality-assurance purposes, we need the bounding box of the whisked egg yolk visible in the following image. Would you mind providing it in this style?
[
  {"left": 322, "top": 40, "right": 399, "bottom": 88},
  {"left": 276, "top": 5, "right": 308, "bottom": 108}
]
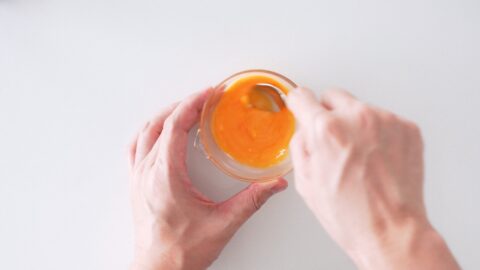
[{"left": 211, "top": 75, "right": 295, "bottom": 168}]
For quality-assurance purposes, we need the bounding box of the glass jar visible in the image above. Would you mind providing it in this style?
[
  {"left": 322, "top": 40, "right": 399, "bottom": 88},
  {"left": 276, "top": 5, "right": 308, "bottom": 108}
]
[{"left": 195, "top": 69, "right": 297, "bottom": 182}]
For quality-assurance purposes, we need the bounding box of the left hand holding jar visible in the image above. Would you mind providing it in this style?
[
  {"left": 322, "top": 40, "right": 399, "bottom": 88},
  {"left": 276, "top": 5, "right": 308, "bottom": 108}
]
[{"left": 128, "top": 88, "right": 288, "bottom": 270}]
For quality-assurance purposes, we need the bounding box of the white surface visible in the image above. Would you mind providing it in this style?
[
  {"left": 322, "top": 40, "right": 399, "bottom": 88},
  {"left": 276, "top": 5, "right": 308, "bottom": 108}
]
[{"left": 1, "top": 0, "right": 479, "bottom": 269}]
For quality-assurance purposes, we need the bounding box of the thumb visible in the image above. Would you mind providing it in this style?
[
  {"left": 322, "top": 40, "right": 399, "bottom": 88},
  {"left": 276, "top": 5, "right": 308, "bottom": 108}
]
[{"left": 219, "top": 178, "right": 288, "bottom": 225}]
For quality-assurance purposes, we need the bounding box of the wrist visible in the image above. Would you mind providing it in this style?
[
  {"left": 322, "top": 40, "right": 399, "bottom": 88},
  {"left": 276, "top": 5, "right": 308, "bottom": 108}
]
[
  {"left": 131, "top": 245, "right": 189, "bottom": 270},
  {"left": 350, "top": 219, "right": 430, "bottom": 269},
  {"left": 349, "top": 219, "right": 459, "bottom": 270},
  {"left": 131, "top": 243, "right": 213, "bottom": 270}
]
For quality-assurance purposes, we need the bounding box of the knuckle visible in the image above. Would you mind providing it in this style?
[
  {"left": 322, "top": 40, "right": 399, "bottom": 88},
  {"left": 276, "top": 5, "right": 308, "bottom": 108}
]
[
  {"left": 250, "top": 185, "right": 263, "bottom": 211},
  {"left": 381, "top": 111, "right": 398, "bottom": 124},
  {"left": 142, "top": 121, "right": 150, "bottom": 131},
  {"left": 405, "top": 120, "right": 423, "bottom": 142},
  {"left": 321, "top": 89, "right": 337, "bottom": 98},
  {"left": 314, "top": 114, "right": 352, "bottom": 147},
  {"left": 129, "top": 141, "right": 136, "bottom": 155},
  {"left": 162, "top": 115, "right": 177, "bottom": 135},
  {"left": 141, "top": 120, "right": 160, "bottom": 139},
  {"left": 356, "top": 103, "right": 373, "bottom": 117},
  {"left": 143, "top": 126, "right": 158, "bottom": 138},
  {"left": 355, "top": 103, "right": 379, "bottom": 128},
  {"left": 249, "top": 184, "right": 271, "bottom": 211},
  {"left": 321, "top": 88, "right": 356, "bottom": 104},
  {"left": 322, "top": 88, "right": 346, "bottom": 98},
  {"left": 314, "top": 114, "right": 339, "bottom": 135},
  {"left": 407, "top": 121, "right": 421, "bottom": 134},
  {"left": 353, "top": 104, "right": 383, "bottom": 145}
]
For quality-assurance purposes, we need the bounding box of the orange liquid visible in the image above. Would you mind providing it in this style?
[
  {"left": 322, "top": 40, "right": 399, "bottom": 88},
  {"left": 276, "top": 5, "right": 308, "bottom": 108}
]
[{"left": 211, "top": 75, "right": 295, "bottom": 168}]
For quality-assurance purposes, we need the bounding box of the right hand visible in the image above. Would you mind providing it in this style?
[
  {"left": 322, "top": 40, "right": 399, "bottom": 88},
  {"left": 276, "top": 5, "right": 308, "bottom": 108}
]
[{"left": 287, "top": 88, "right": 460, "bottom": 270}]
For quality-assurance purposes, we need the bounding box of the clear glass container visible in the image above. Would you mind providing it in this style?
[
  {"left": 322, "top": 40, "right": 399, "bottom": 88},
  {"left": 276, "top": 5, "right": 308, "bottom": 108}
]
[{"left": 195, "top": 69, "right": 297, "bottom": 182}]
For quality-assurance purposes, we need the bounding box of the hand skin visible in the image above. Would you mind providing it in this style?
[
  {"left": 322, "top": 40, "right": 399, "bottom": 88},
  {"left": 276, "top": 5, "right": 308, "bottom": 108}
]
[
  {"left": 128, "top": 88, "right": 288, "bottom": 270},
  {"left": 287, "top": 88, "right": 461, "bottom": 270}
]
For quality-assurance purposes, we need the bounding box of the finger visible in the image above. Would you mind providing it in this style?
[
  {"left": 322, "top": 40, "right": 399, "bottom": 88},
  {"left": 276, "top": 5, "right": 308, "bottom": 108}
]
[
  {"left": 289, "top": 131, "right": 309, "bottom": 169},
  {"left": 289, "top": 131, "right": 314, "bottom": 192},
  {"left": 320, "top": 88, "right": 358, "bottom": 111},
  {"left": 218, "top": 178, "right": 288, "bottom": 226},
  {"left": 156, "top": 88, "right": 212, "bottom": 173},
  {"left": 135, "top": 102, "right": 179, "bottom": 163},
  {"left": 286, "top": 87, "right": 327, "bottom": 128},
  {"left": 128, "top": 133, "right": 139, "bottom": 169}
]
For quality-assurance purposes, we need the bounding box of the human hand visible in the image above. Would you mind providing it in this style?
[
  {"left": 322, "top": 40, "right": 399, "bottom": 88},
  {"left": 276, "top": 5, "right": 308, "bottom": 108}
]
[
  {"left": 287, "top": 88, "right": 460, "bottom": 270},
  {"left": 128, "top": 88, "right": 287, "bottom": 270}
]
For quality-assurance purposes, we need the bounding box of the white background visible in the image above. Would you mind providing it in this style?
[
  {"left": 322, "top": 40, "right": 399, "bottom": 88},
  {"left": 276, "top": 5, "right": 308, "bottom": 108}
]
[{"left": 1, "top": 0, "right": 479, "bottom": 269}]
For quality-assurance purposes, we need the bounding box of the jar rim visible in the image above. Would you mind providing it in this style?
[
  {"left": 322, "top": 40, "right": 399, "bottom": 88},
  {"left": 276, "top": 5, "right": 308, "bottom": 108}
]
[{"left": 199, "top": 69, "right": 296, "bottom": 182}]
